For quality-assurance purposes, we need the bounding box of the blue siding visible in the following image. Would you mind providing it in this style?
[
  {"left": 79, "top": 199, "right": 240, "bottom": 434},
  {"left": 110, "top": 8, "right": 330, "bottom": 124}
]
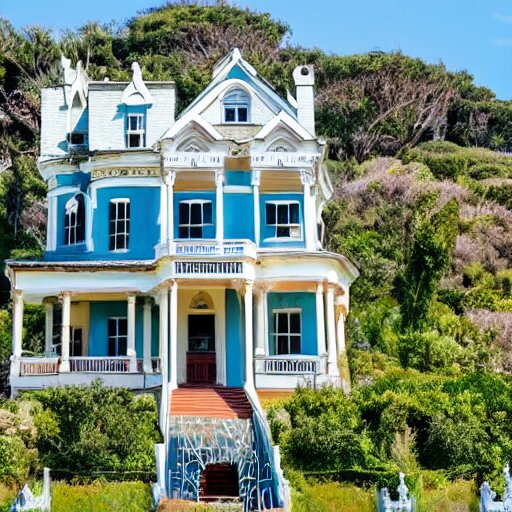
[
  {"left": 225, "top": 289, "right": 244, "bottom": 386},
  {"left": 93, "top": 186, "right": 159, "bottom": 260},
  {"left": 267, "top": 292, "right": 317, "bottom": 355},
  {"left": 224, "top": 193, "right": 254, "bottom": 241},
  {"left": 56, "top": 172, "right": 90, "bottom": 189},
  {"left": 89, "top": 301, "right": 146, "bottom": 357},
  {"left": 225, "top": 171, "right": 252, "bottom": 187},
  {"left": 174, "top": 191, "right": 216, "bottom": 239},
  {"left": 259, "top": 193, "right": 305, "bottom": 248}
]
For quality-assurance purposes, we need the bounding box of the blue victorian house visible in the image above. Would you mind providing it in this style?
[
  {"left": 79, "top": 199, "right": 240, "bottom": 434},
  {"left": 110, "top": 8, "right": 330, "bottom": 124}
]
[{"left": 6, "top": 50, "right": 358, "bottom": 510}]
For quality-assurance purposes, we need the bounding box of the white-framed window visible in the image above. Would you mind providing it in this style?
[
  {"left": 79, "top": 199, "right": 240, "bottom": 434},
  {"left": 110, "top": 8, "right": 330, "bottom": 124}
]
[
  {"left": 223, "top": 88, "right": 250, "bottom": 123},
  {"left": 178, "top": 200, "right": 213, "bottom": 239},
  {"left": 64, "top": 194, "right": 86, "bottom": 245},
  {"left": 273, "top": 309, "right": 301, "bottom": 355},
  {"left": 265, "top": 201, "right": 301, "bottom": 239},
  {"left": 108, "top": 317, "right": 127, "bottom": 357},
  {"left": 126, "top": 113, "right": 145, "bottom": 148},
  {"left": 109, "top": 199, "right": 130, "bottom": 251}
]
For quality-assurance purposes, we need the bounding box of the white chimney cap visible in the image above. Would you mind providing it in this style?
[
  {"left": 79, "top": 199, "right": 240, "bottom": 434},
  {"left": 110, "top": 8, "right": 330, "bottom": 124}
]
[{"left": 293, "top": 65, "right": 314, "bottom": 86}]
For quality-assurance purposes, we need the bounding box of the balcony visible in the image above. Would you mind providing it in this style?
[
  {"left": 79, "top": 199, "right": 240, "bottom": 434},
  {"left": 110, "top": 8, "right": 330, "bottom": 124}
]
[
  {"left": 171, "top": 239, "right": 256, "bottom": 258},
  {"left": 163, "top": 152, "right": 224, "bottom": 169},
  {"left": 250, "top": 152, "right": 319, "bottom": 169}
]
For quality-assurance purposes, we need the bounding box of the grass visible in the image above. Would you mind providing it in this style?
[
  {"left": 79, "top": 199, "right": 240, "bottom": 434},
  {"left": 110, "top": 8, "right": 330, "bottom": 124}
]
[{"left": 51, "top": 481, "right": 152, "bottom": 512}]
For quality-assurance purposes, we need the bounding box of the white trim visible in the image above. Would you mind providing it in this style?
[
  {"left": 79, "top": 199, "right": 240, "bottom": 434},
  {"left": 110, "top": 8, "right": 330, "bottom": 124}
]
[
  {"left": 264, "top": 200, "right": 303, "bottom": 240},
  {"left": 271, "top": 308, "right": 302, "bottom": 356},
  {"left": 47, "top": 196, "right": 58, "bottom": 251},
  {"left": 108, "top": 199, "right": 130, "bottom": 252},
  {"left": 160, "top": 114, "right": 224, "bottom": 142},
  {"left": 48, "top": 186, "right": 81, "bottom": 198},
  {"left": 224, "top": 185, "right": 252, "bottom": 194}
]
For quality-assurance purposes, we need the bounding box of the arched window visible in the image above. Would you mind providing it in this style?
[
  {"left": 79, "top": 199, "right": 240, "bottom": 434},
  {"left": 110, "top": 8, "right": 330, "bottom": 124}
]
[
  {"left": 64, "top": 194, "right": 85, "bottom": 245},
  {"left": 223, "top": 88, "right": 250, "bottom": 123}
]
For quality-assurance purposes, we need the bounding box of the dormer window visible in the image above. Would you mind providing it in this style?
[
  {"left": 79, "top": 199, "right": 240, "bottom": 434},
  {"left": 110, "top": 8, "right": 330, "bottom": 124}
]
[
  {"left": 223, "top": 89, "right": 250, "bottom": 123},
  {"left": 126, "top": 112, "right": 145, "bottom": 148},
  {"left": 64, "top": 194, "right": 85, "bottom": 245}
]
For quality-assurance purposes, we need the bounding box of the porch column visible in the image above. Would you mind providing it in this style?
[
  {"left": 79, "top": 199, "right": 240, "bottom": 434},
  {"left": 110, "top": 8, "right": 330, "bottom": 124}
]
[
  {"left": 167, "top": 171, "right": 176, "bottom": 246},
  {"left": 301, "top": 170, "right": 316, "bottom": 250},
  {"left": 316, "top": 282, "right": 326, "bottom": 356},
  {"left": 325, "top": 285, "right": 339, "bottom": 377},
  {"left": 43, "top": 298, "right": 54, "bottom": 355},
  {"left": 143, "top": 298, "right": 153, "bottom": 373},
  {"left": 60, "top": 291, "right": 71, "bottom": 373},
  {"left": 159, "top": 179, "right": 168, "bottom": 250},
  {"left": 254, "top": 283, "right": 266, "bottom": 356},
  {"left": 252, "top": 171, "right": 261, "bottom": 246},
  {"left": 169, "top": 280, "right": 178, "bottom": 388},
  {"left": 215, "top": 170, "right": 224, "bottom": 242},
  {"left": 158, "top": 286, "right": 169, "bottom": 432},
  {"left": 336, "top": 305, "right": 346, "bottom": 356},
  {"left": 10, "top": 289, "right": 24, "bottom": 376},
  {"left": 244, "top": 281, "right": 255, "bottom": 389},
  {"left": 126, "top": 295, "right": 137, "bottom": 372}
]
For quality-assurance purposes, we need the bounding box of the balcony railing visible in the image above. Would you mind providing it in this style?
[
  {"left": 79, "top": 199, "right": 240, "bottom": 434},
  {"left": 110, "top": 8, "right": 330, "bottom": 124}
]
[
  {"left": 136, "top": 358, "right": 162, "bottom": 373},
  {"left": 69, "top": 357, "right": 132, "bottom": 373},
  {"left": 255, "top": 356, "right": 323, "bottom": 375},
  {"left": 250, "top": 152, "right": 319, "bottom": 168},
  {"left": 20, "top": 357, "right": 59, "bottom": 375},
  {"left": 163, "top": 152, "right": 224, "bottom": 169},
  {"left": 170, "top": 239, "right": 256, "bottom": 258},
  {"left": 174, "top": 260, "right": 244, "bottom": 277}
]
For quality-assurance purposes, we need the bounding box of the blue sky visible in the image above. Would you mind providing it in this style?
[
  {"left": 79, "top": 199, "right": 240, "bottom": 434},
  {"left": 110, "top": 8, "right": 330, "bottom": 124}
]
[{"left": 1, "top": 0, "right": 511, "bottom": 99}]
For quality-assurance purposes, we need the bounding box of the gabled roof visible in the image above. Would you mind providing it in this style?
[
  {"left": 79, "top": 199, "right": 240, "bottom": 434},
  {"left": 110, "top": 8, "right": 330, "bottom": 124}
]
[
  {"left": 121, "top": 62, "right": 153, "bottom": 106},
  {"left": 178, "top": 48, "right": 297, "bottom": 121},
  {"left": 254, "top": 110, "right": 315, "bottom": 142},
  {"left": 160, "top": 114, "right": 223, "bottom": 142}
]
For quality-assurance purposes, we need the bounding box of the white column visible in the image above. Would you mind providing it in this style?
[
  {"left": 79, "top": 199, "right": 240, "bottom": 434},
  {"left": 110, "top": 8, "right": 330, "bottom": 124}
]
[
  {"left": 215, "top": 170, "right": 224, "bottom": 242},
  {"left": 158, "top": 286, "right": 169, "bottom": 432},
  {"left": 244, "top": 281, "right": 255, "bottom": 389},
  {"left": 60, "top": 292, "right": 71, "bottom": 373},
  {"left": 143, "top": 298, "right": 153, "bottom": 373},
  {"left": 169, "top": 280, "right": 178, "bottom": 388},
  {"left": 159, "top": 180, "right": 168, "bottom": 250},
  {"left": 127, "top": 295, "right": 137, "bottom": 372},
  {"left": 316, "top": 282, "right": 326, "bottom": 356},
  {"left": 301, "top": 170, "right": 316, "bottom": 250},
  {"left": 44, "top": 299, "right": 54, "bottom": 355},
  {"left": 336, "top": 308, "right": 346, "bottom": 356},
  {"left": 325, "top": 285, "right": 339, "bottom": 377},
  {"left": 252, "top": 171, "right": 261, "bottom": 246},
  {"left": 254, "top": 285, "right": 265, "bottom": 356},
  {"left": 167, "top": 171, "right": 176, "bottom": 246},
  {"left": 10, "top": 290, "right": 24, "bottom": 376}
]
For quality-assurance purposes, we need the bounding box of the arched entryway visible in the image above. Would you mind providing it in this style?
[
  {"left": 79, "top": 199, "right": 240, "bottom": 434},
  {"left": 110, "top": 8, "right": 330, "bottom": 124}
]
[{"left": 199, "top": 463, "right": 239, "bottom": 501}]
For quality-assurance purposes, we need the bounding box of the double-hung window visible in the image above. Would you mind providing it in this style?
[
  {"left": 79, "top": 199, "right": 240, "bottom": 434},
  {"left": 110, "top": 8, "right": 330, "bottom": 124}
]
[
  {"left": 273, "top": 309, "right": 301, "bottom": 355},
  {"left": 126, "top": 113, "right": 145, "bottom": 148},
  {"left": 70, "top": 327, "right": 83, "bottom": 357},
  {"left": 223, "top": 88, "right": 250, "bottom": 123},
  {"left": 265, "top": 201, "right": 301, "bottom": 239},
  {"left": 178, "top": 200, "right": 213, "bottom": 239},
  {"left": 108, "top": 317, "right": 127, "bottom": 357},
  {"left": 109, "top": 199, "right": 130, "bottom": 251},
  {"left": 64, "top": 194, "right": 86, "bottom": 245}
]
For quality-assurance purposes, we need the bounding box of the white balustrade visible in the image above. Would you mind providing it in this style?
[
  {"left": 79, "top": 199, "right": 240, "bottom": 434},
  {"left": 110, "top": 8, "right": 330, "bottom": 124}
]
[
  {"left": 256, "top": 356, "right": 322, "bottom": 375},
  {"left": 170, "top": 239, "right": 256, "bottom": 258},
  {"left": 163, "top": 152, "right": 224, "bottom": 169},
  {"left": 69, "top": 357, "right": 132, "bottom": 373},
  {"left": 20, "top": 357, "right": 59, "bottom": 375},
  {"left": 251, "top": 152, "right": 319, "bottom": 168},
  {"left": 174, "top": 261, "right": 244, "bottom": 276},
  {"left": 137, "top": 358, "right": 161, "bottom": 373}
]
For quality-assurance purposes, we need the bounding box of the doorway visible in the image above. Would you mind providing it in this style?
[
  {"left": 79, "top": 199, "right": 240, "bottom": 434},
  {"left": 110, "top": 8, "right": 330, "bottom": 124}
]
[
  {"left": 187, "top": 314, "right": 216, "bottom": 384},
  {"left": 199, "top": 463, "right": 239, "bottom": 501}
]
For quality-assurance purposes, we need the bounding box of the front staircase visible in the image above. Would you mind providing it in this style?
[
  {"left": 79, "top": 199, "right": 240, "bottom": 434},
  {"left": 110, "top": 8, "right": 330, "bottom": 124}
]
[{"left": 170, "top": 386, "right": 253, "bottom": 419}]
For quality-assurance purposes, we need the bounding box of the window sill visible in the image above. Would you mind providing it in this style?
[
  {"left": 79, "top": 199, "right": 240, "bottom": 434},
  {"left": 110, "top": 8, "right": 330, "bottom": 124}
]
[
  {"left": 262, "top": 237, "right": 303, "bottom": 243},
  {"left": 109, "top": 249, "right": 130, "bottom": 254}
]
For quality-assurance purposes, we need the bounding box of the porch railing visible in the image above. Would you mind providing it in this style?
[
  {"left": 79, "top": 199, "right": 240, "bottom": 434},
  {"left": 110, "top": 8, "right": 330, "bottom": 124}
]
[
  {"left": 20, "top": 357, "right": 59, "bottom": 375},
  {"left": 69, "top": 357, "right": 131, "bottom": 373},
  {"left": 255, "top": 356, "right": 323, "bottom": 375},
  {"left": 136, "top": 358, "right": 162, "bottom": 373},
  {"left": 170, "top": 239, "right": 256, "bottom": 258}
]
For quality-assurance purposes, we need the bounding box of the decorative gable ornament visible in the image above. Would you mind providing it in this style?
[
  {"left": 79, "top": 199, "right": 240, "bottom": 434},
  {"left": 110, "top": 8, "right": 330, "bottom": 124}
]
[{"left": 122, "top": 62, "right": 153, "bottom": 106}]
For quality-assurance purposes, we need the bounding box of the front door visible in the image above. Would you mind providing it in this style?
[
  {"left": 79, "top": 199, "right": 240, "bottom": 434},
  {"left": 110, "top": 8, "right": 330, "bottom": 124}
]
[{"left": 187, "top": 314, "right": 216, "bottom": 384}]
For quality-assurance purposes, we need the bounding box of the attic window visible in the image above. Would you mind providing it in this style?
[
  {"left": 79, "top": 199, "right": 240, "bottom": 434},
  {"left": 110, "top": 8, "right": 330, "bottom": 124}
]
[
  {"left": 126, "top": 113, "right": 146, "bottom": 148},
  {"left": 67, "top": 132, "right": 87, "bottom": 147},
  {"left": 223, "top": 88, "right": 250, "bottom": 123}
]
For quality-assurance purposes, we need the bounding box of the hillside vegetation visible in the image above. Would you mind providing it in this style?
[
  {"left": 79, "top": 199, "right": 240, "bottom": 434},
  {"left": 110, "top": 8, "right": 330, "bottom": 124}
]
[{"left": 1, "top": 2, "right": 512, "bottom": 509}]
